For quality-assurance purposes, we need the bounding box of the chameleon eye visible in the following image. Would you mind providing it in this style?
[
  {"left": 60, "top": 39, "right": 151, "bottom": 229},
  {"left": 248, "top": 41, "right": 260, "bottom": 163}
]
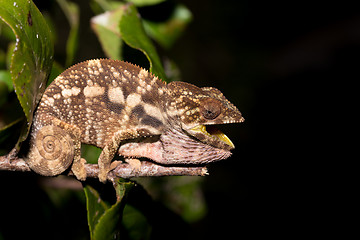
[{"left": 201, "top": 99, "right": 222, "bottom": 120}]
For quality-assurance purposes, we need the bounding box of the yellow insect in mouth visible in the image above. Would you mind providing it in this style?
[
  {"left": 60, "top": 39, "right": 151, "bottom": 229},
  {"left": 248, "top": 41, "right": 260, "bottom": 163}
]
[{"left": 190, "top": 125, "right": 235, "bottom": 149}]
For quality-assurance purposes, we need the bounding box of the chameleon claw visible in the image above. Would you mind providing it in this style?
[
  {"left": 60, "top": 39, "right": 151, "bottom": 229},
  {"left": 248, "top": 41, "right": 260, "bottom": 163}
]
[{"left": 201, "top": 167, "right": 209, "bottom": 176}]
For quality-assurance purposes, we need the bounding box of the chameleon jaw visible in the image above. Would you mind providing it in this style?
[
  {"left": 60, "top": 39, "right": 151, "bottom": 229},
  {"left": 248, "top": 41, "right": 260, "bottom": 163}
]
[
  {"left": 119, "top": 128, "right": 232, "bottom": 165},
  {"left": 188, "top": 125, "right": 235, "bottom": 150}
]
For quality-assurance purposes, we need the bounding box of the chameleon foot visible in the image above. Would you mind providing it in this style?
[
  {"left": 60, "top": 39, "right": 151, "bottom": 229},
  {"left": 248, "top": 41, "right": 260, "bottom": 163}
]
[{"left": 125, "top": 158, "right": 142, "bottom": 174}]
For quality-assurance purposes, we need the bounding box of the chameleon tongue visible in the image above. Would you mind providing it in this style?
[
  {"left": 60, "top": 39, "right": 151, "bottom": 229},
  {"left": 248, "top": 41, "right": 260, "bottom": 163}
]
[{"left": 191, "top": 125, "right": 235, "bottom": 149}]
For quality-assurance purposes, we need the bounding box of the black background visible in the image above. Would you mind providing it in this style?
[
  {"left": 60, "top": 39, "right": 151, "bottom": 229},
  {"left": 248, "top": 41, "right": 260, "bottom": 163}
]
[{"left": 169, "top": 0, "right": 355, "bottom": 238}]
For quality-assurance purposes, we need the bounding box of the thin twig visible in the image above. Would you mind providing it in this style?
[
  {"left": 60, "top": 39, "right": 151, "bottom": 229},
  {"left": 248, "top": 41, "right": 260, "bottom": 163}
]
[{"left": 0, "top": 154, "right": 208, "bottom": 180}]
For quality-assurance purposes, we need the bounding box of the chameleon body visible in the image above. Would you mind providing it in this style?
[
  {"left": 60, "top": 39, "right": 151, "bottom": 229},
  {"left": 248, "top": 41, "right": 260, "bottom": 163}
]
[{"left": 27, "top": 59, "right": 244, "bottom": 182}]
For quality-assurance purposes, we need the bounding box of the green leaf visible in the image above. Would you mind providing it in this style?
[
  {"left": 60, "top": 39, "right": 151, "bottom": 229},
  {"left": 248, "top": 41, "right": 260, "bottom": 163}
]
[
  {"left": 84, "top": 180, "right": 135, "bottom": 240},
  {"left": 125, "top": 0, "right": 166, "bottom": 7},
  {"left": 81, "top": 144, "right": 102, "bottom": 164},
  {"left": 143, "top": 4, "right": 192, "bottom": 49},
  {"left": 84, "top": 184, "right": 110, "bottom": 238},
  {"left": 0, "top": 70, "right": 12, "bottom": 91},
  {"left": 91, "top": 0, "right": 123, "bottom": 12},
  {"left": 0, "top": 20, "right": 16, "bottom": 41},
  {"left": 93, "top": 180, "right": 134, "bottom": 239},
  {"left": 5, "top": 42, "right": 15, "bottom": 70},
  {"left": 0, "top": 81, "right": 8, "bottom": 107},
  {"left": 91, "top": 6, "right": 125, "bottom": 60},
  {"left": 120, "top": 3, "right": 168, "bottom": 82},
  {"left": 0, "top": 0, "right": 54, "bottom": 142},
  {"left": 122, "top": 205, "right": 152, "bottom": 240},
  {"left": 56, "top": 0, "right": 79, "bottom": 67}
]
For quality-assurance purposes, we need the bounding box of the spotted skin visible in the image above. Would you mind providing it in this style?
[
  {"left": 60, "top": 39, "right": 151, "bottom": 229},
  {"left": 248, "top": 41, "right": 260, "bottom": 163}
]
[{"left": 27, "top": 59, "right": 244, "bottom": 182}]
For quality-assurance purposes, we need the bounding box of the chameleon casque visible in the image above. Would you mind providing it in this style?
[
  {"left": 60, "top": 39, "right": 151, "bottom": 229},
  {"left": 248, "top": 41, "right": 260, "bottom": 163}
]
[{"left": 27, "top": 59, "right": 244, "bottom": 182}]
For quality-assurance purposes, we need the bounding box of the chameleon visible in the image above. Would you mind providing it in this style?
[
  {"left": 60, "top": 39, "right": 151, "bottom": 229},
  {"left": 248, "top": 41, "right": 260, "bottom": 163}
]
[{"left": 26, "top": 59, "right": 245, "bottom": 182}]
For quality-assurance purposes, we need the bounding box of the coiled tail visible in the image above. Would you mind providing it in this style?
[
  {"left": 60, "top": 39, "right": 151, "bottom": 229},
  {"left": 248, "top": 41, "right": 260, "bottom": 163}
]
[{"left": 27, "top": 125, "right": 74, "bottom": 176}]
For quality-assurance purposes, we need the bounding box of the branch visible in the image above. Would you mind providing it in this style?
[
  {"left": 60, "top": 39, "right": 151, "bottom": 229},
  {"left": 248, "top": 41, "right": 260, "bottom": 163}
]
[{"left": 0, "top": 154, "right": 208, "bottom": 180}]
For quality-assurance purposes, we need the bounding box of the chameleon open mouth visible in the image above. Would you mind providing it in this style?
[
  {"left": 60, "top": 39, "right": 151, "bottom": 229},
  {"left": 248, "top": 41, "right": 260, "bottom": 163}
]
[{"left": 189, "top": 124, "right": 235, "bottom": 150}]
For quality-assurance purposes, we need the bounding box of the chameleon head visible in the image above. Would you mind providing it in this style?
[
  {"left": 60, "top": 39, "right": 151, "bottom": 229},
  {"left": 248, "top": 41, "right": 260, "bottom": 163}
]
[{"left": 166, "top": 82, "right": 245, "bottom": 151}]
